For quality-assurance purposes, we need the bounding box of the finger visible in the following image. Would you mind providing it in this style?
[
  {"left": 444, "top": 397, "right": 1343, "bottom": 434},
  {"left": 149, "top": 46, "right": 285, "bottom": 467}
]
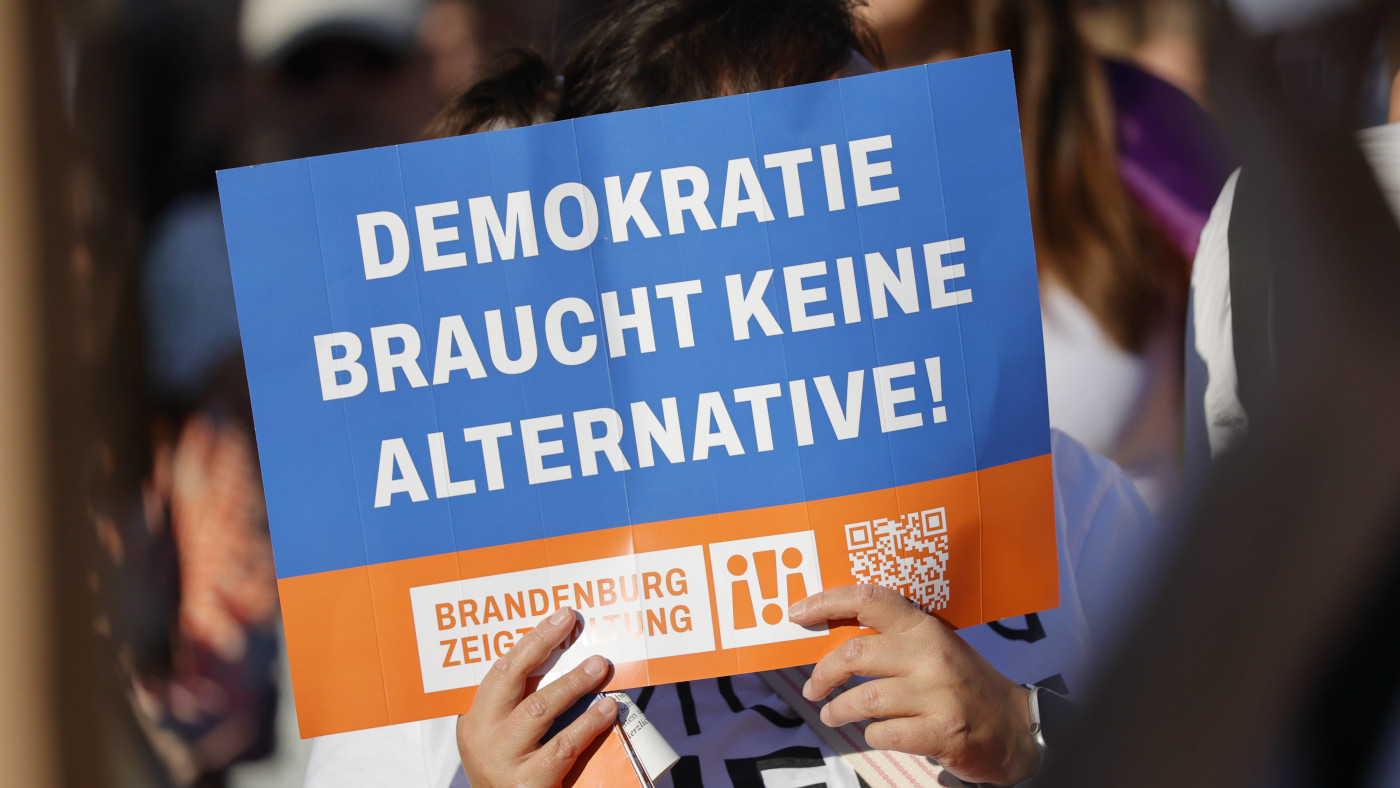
[
  {"left": 817, "top": 677, "right": 938, "bottom": 727},
  {"left": 501, "top": 655, "right": 612, "bottom": 749},
  {"left": 472, "top": 607, "right": 578, "bottom": 721},
  {"left": 804, "top": 633, "right": 917, "bottom": 701},
  {"left": 869, "top": 704, "right": 1037, "bottom": 786},
  {"left": 788, "top": 584, "right": 931, "bottom": 634},
  {"left": 863, "top": 717, "right": 944, "bottom": 758},
  {"left": 517, "top": 695, "right": 618, "bottom": 788}
]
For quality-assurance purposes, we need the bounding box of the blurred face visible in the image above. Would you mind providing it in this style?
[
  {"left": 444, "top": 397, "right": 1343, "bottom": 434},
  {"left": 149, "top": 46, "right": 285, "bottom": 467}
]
[
  {"left": 264, "top": 37, "right": 437, "bottom": 158},
  {"left": 858, "top": 0, "right": 964, "bottom": 69},
  {"left": 420, "top": 0, "right": 488, "bottom": 100}
]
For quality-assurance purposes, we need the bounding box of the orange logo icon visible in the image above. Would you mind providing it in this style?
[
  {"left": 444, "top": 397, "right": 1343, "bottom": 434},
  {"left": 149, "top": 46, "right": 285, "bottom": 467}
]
[
  {"left": 709, "top": 532, "right": 825, "bottom": 649},
  {"left": 727, "top": 548, "right": 810, "bottom": 630}
]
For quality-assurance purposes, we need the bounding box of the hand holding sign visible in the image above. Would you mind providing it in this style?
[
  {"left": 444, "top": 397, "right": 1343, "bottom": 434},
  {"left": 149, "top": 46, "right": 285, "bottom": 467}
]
[
  {"left": 457, "top": 608, "right": 619, "bottom": 788},
  {"left": 791, "top": 584, "right": 1039, "bottom": 786}
]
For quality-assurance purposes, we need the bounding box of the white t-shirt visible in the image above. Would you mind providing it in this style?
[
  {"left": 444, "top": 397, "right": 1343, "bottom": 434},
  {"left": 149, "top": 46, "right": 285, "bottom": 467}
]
[
  {"left": 1184, "top": 122, "right": 1400, "bottom": 482},
  {"left": 303, "top": 431, "right": 1157, "bottom": 788},
  {"left": 1042, "top": 283, "right": 1182, "bottom": 515}
]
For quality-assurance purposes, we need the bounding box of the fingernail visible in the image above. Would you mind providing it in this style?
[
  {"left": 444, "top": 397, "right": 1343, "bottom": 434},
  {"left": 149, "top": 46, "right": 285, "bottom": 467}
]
[
  {"left": 788, "top": 599, "right": 808, "bottom": 620},
  {"left": 593, "top": 696, "right": 617, "bottom": 717},
  {"left": 583, "top": 656, "right": 608, "bottom": 676},
  {"left": 819, "top": 703, "right": 833, "bottom": 726},
  {"left": 801, "top": 678, "right": 814, "bottom": 700},
  {"left": 550, "top": 607, "right": 572, "bottom": 625}
]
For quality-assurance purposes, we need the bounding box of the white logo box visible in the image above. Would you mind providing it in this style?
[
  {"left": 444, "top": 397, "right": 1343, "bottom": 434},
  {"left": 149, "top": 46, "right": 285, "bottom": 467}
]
[{"left": 409, "top": 532, "right": 824, "bottom": 693}]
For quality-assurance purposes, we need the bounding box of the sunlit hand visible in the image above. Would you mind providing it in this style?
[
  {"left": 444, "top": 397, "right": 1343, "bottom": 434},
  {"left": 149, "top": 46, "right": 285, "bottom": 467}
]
[
  {"left": 789, "top": 584, "right": 1038, "bottom": 786},
  {"left": 457, "top": 607, "right": 617, "bottom": 788}
]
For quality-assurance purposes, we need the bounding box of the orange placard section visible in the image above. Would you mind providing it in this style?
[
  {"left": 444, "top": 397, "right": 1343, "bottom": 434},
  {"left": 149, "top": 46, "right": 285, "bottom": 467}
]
[
  {"left": 370, "top": 553, "right": 471, "bottom": 724},
  {"left": 977, "top": 454, "right": 1058, "bottom": 621},
  {"left": 563, "top": 724, "right": 640, "bottom": 788},
  {"left": 279, "top": 456, "right": 1056, "bottom": 738},
  {"left": 279, "top": 566, "right": 391, "bottom": 736},
  {"left": 805, "top": 474, "right": 987, "bottom": 629}
]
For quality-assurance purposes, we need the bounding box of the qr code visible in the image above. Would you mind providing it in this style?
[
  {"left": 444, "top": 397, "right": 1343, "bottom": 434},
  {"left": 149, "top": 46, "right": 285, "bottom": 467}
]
[{"left": 845, "top": 508, "right": 950, "bottom": 612}]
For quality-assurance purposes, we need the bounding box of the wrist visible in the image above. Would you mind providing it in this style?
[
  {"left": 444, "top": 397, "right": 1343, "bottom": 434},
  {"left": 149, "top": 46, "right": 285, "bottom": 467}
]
[
  {"left": 1002, "top": 684, "right": 1041, "bottom": 786},
  {"left": 1010, "top": 684, "right": 1078, "bottom": 786}
]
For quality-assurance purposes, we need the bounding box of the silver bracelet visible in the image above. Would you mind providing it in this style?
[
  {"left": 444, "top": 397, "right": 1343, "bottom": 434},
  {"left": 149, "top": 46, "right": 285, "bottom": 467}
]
[{"left": 1012, "top": 685, "right": 1048, "bottom": 788}]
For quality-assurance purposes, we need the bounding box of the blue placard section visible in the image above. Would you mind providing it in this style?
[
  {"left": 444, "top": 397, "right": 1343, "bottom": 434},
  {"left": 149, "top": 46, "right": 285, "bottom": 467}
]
[{"left": 219, "top": 53, "right": 1048, "bottom": 580}]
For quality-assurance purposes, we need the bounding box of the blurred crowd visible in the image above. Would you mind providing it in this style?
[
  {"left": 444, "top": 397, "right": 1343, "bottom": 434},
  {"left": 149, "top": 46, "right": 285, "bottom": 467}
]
[
  {"left": 69, "top": 2, "right": 567, "bottom": 784},
  {"left": 57, "top": 0, "right": 1400, "bottom": 786}
]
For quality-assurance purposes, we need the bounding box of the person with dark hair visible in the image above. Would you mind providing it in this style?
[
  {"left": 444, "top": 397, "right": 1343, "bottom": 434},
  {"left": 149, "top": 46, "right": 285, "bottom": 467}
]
[
  {"left": 862, "top": 0, "right": 1234, "bottom": 514},
  {"left": 554, "top": 0, "right": 881, "bottom": 120},
  {"left": 303, "top": 3, "right": 1159, "bottom": 786},
  {"left": 422, "top": 47, "right": 559, "bottom": 138}
]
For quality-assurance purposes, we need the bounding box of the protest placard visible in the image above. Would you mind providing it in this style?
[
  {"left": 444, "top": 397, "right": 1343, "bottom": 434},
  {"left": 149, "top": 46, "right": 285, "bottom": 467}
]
[{"left": 218, "top": 51, "right": 1056, "bottom": 739}]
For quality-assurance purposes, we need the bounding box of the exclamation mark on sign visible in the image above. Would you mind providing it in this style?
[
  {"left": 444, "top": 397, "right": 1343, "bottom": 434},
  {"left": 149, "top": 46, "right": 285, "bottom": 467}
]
[
  {"left": 754, "top": 550, "right": 784, "bottom": 625},
  {"left": 729, "top": 555, "right": 757, "bottom": 630},
  {"left": 783, "top": 548, "right": 808, "bottom": 606},
  {"left": 925, "top": 356, "right": 947, "bottom": 423}
]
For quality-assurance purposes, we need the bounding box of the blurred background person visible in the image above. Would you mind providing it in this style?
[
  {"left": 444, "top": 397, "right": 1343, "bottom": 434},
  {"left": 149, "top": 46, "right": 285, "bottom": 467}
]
[
  {"left": 73, "top": 32, "right": 281, "bottom": 788},
  {"left": 64, "top": 0, "right": 569, "bottom": 783},
  {"left": 860, "top": 0, "right": 1234, "bottom": 513},
  {"left": 1079, "top": 0, "right": 1206, "bottom": 103},
  {"left": 1185, "top": 4, "right": 1400, "bottom": 481},
  {"left": 419, "top": 0, "right": 527, "bottom": 104},
  {"left": 238, "top": 0, "right": 437, "bottom": 163},
  {"left": 421, "top": 46, "right": 559, "bottom": 138},
  {"left": 1039, "top": 2, "right": 1400, "bottom": 785},
  {"left": 143, "top": 0, "right": 448, "bottom": 411},
  {"left": 81, "top": 0, "right": 493, "bottom": 785},
  {"left": 146, "top": 0, "right": 516, "bottom": 409}
]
